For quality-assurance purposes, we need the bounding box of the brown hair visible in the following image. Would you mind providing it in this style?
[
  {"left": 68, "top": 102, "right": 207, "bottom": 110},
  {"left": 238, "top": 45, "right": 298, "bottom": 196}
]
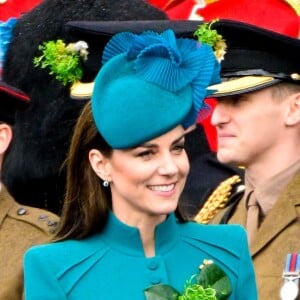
[
  {"left": 270, "top": 82, "right": 300, "bottom": 101},
  {"left": 54, "top": 101, "right": 113, "bottom": 241}
]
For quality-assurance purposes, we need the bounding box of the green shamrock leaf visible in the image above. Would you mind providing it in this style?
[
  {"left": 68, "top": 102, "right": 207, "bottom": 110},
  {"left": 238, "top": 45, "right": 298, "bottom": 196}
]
[
  {"left": 33, "top": 39, "right": 88, "bottom": 86},
  {"left": 144, "top": 284, "right": 180, "bottom": 300},
  {"left": 193, "top": 20, "right": 227, "bottom": 61},
  {"left": 144, "top": 259, "right": 232, "bottom": 300},
  {"left": 198, "top": 263, "right": 232, "bottom": 300}
]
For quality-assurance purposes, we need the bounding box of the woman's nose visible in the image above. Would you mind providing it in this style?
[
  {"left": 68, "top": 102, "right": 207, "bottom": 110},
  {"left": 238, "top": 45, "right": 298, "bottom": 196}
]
[{"left": 157, "top": 155, "right": 179, "bottom": 176}]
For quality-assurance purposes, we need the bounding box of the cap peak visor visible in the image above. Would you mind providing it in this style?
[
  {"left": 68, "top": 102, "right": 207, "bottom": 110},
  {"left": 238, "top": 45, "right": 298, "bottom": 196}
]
[{"left": 207, "top": 76, "right": 281, "bottom": 97}]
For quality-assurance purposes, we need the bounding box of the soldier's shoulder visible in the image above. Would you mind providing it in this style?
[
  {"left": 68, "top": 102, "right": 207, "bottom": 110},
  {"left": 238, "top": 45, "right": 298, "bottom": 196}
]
[
  {"left": 194, "top": 174, "right": 245, "bottom": 224},
  {"left": 7, "top": 201, "right": 59, "bottom": 235}
]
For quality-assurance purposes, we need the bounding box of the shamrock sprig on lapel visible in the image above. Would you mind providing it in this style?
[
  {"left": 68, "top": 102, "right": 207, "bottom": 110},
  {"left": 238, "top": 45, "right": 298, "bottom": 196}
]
[{"left": 144, "top": 259, "right": 232, "bottom": 300}]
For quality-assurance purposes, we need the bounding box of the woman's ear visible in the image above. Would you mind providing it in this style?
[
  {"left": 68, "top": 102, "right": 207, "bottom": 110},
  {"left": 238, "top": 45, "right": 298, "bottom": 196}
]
[
  {"left": 0, "top": 124, "right": 13, "bottom": 155},
  {"left": 89, "top": 149, "right": 111, "bottom": 181},
  {"left": 285, "top": 93, "right": 300, "bottom": 126}
]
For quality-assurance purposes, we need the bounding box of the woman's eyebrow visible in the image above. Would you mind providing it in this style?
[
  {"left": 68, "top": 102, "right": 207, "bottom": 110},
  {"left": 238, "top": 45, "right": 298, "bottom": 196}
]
[{"left": 139, "top": 134, "right": 186, "bottom": 148}]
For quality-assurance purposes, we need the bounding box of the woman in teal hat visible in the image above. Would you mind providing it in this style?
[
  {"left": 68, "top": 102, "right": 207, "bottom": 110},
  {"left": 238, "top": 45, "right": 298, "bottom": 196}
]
[{"left": 23, "top": 29, "right": 257, "bottom": 299}]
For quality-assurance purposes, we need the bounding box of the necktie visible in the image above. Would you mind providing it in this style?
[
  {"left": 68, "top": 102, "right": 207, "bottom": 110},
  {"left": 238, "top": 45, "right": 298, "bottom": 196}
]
[{"left": 246, "top": 191, "right": 260, "bottom": 245}]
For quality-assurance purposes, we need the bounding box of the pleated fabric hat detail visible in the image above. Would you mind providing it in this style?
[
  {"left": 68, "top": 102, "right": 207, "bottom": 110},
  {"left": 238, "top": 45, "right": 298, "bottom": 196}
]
[{"left": 91, "top": 29, "right": 221, "bottom": 149}]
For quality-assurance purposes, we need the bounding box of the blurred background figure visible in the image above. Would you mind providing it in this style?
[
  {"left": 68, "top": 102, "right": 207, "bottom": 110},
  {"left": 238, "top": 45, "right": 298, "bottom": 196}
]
[{"left": 0, "top": 81, "right": 59, "bottom": 299}]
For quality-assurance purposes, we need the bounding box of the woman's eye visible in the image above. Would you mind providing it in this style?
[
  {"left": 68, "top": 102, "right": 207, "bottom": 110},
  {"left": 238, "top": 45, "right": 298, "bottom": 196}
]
[
  {"left": 138, "top": 150, "right": 154, "bottom": 159},
  {"left": 173, "top": 144, "right": 185, "bottom": 153}
]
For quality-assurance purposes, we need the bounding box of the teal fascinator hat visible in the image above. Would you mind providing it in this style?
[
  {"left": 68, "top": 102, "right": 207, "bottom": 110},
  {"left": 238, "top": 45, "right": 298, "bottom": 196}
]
[{"left": 91, "top": 29, "right": 220, "bottom": 149}]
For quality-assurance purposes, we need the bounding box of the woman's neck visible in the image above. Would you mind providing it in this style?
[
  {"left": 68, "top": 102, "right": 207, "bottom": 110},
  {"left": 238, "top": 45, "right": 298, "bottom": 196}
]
[
  {"left": 139, "top": 224, "right": 156, "bottom": 257},
  {"left": 113, "top": 209, "right": 167, "bottom": 257},
  {"left": 132, "top": 215, "right": 166, "bottom": 257}
]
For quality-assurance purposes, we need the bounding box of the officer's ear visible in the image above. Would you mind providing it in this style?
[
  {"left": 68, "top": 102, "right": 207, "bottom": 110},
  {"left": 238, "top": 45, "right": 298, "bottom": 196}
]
[
  {"left": 0, "top": 123, "right": 13, "bottom": 155},
  {"left": 285, "top": 92, "right": 300, "bottom": 126}
]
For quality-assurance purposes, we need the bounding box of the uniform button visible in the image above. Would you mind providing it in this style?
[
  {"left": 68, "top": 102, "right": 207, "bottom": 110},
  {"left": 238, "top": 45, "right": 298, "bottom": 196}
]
[
  {"left": 147, "top": 259, "right": 159, "bottom": 270},
  {"left": 17, "top": 207, "right": 27, "bottom": 215},
  {"left": 150, "top": 275, "right": 161, "bottom": 285},
  {"left": 49, "top": 228, "right": 57, "bottom": 234},
  {"left": 39, "top": 214, "right": 49, "bottom": 221},
  {"left": 47, "top": 220, "right": 58, "bottom": 227}
]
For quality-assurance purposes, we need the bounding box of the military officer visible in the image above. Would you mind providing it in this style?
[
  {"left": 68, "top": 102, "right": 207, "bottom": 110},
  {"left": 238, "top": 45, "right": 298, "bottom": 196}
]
[
  {"left": 0, "top": 81, "right": 59, "bottom": 299},
  {"left": 195, "top": 19, "right": 300, "bottom": 299}
]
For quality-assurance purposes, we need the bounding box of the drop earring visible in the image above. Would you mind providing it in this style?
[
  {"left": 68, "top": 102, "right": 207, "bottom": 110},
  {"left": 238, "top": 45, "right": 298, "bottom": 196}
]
[{"left": 103, "top": 180, "right": 109, "bottom": 187}]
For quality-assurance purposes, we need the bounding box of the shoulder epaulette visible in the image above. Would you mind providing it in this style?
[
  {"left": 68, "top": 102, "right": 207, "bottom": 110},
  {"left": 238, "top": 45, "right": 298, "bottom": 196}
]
[{"left": 194, "top": 175, "right": 244, "bottom": 224}]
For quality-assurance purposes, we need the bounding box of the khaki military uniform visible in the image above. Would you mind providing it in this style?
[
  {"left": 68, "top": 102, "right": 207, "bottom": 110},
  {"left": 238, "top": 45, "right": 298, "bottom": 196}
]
[
  {"left": 0, "top": 186, "right": 59, "bottom": 300},
  {"left": 202, "top": 172, "right": 300, "bottom": 299}
]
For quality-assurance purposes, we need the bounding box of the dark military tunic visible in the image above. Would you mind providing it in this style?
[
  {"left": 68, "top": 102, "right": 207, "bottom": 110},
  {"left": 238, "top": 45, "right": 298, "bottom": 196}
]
[{"left": 0, "top": 185, "right": 59, "bottom": 299}]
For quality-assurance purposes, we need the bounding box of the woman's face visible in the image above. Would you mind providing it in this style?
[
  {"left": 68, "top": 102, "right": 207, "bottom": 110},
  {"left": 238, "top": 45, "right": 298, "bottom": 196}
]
[{"left": 92, "top": 125, "right": 189, "bottom": 224}]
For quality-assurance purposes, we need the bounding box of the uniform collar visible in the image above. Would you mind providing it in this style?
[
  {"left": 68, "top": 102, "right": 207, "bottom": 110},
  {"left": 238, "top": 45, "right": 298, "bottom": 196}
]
[
  {"left": 0, "top": 185, "right": 15, "bottom": 227},
  {"left": 245, "top": 157, "right": 300, "bottom": 216},
  {"left": 101, "top": 212, "right": 178, "bottom": 257}
]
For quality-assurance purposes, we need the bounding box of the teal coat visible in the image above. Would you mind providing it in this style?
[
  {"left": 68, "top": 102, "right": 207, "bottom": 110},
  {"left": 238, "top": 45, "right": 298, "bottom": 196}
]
[{"left": 24, "top": 213, "right": 257, "bottom": 299}]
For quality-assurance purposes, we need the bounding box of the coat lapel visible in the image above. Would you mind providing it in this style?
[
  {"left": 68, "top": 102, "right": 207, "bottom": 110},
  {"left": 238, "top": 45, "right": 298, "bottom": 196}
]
[
  {"left": 228, "top": 196, "right": 247, "bottom": 226},
  {"left": 0, "top": 186, "right": 14, "bottom": 228}
]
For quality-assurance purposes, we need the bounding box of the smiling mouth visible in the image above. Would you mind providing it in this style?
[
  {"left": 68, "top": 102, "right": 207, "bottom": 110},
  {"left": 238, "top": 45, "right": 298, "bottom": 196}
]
[{"left": 149, "top": 184, "right": 175, "bottom": 192}]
